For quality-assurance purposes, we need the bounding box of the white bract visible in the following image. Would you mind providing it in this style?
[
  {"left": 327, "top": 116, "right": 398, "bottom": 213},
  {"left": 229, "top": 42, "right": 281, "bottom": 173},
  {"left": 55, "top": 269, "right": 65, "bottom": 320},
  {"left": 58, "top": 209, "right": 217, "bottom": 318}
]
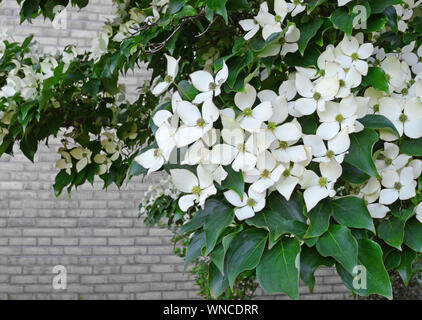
[
  {"left": 190, "top": 61, "right": 228, "bottom": 104},
  {"left": 224, "top": 188, "right": 266, "bottom": 220},
  {"left": 152, "top": 55, "right": 179, "bottom": 96}
]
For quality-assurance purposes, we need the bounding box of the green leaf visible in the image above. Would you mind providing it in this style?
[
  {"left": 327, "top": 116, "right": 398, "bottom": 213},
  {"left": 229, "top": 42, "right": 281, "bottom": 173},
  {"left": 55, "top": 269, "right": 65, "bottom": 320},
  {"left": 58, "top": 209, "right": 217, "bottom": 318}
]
[
  {"left": 300, "top": 246, "right": 334, "bottom": 292},
  {"left": 81, "top": 79, "right": 101, "bottom": 96},
  {"left": 344, "top": 129, "right": 380, "bottom": 179},
  {"left": 403, "top": 218, "right": 422, "bottom": 253},
  {"left": 225, "top": 228, "right": 267, "bottom": 288},
  {"left": 284, "top": 46, "right": 320, "bottom": 68},
  {"left": 20, "top": 133, "right": 37, "bottom": 162},
  {"left": 385, "top": 5, "right": 399, "bottom": 33},
  {"left": 330, "top": 7, "right": 355, "bottom": 37},
  {"left": 185, "top": 230, "right": 205, "bottom": 268},
  {"left": 226, "top": 51, "right": 253, "bottom": 89},
  {"left": 358, "top": 114, "right": 400, "bottom": 138},
  {"left": 370, "top": 0, "right": 403, "bottom": 13},
  {"left": 377, "top": 216, "right": 404, "bottom": 250},
  {"left": 332, "top": 196, "right": 375, "bottom": 233},
  {"left": 361, "top": 67, "right": 389, "bottom": 93},
  {"left": 341, "top": 162, "right": 370, "bottom": 184},
  {"left": 167, "top": 0, "right": 186, "bottom": 14},
  {"left": 256, "top": 237, "right": 301, "bottom": 299},
  {"left": 304, "top": 198, "right": 333, "bottom": 239},
  {"left": 206, "top": 0, "right": 228, "bottom": 24},
  {"left": 179, "top": 199, "right": 220, "bottom": 235},
  {"left": 297, "top": 19, "right": 323, "bottom": 55},
  {"left": 177, "top": 80, "right": 199, "bottom": 101},
  {"left": 336, "top": 239, "right": 392, "bottom": 299},
  {"left": 306, "top": 0, "right": 328, "bottom": 13},
  {"left": 21, "top": 0, "right": 39, "bottom": 21},
  {"left": 400, "top": 138, "right": 422, "bottom": 156},
  {"left": 204, "top": 204, "right": 234, "bottom": 255},
  {"left": 53, "top": 170, "right": 74, "bottom": 197},
  {"left": 219, "top": 166, "right": 244, "bottom": 199},
  {"left": 209, "top": 262, "right": 229, "bottom": 298},
  {"left": 384, "top": 248, "right": 401, "bottom": 270},
  {"left": 397, "top": 246, "right": 417, "bottom": 286},
  {"left": 316, "top": 224, "right": 358, "bottom": 274},
  {"left": 268, "top": 191, "right": 306, "bottom": 223}
]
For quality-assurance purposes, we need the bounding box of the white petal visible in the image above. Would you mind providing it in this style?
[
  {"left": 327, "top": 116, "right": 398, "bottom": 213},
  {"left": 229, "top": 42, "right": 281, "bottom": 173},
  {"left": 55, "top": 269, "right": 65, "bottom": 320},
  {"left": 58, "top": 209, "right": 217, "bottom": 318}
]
[
  {"left": 153, "top": 110, "right": 172, "bottom": 127},
  {"left": 295, "top": 73, "right": 314, "bottom": 98},
  {"left": 285, "top": 24, "right": 300, "bottom": 42},
  {"left": 327, "top": 131, "right": 350, "bottom": 155},
  {"left": 340, "top": 35, "right": 359, "bottom": 56},
  {"left": 177, "top": 101, "right": 201, "bottom": 126},
  {"left": 234, "top": 83, "right": 257, "bottom": 110},
  {"left": 215, "top": 61, "right": 228, "bottom": 85},
  {"left": 179, "top": 194, "right": 197, "bottom": 211},
  {"left": 222, "top": 128, "right": 244, "bottom": 146},
  {"left": 252, "top": 101, "right": 273, "bottom": 122},
  {"left": 304, "top": 186, "right": 329, "bottom": 212},
  {"left": 379, "top": 189, "right": 399, "bottom": 205},
  {"left": 165, "top": 54, "right": 179, "bottom": 79},
  {"left": 251, "top": 178, "right": 274, "bottom": 193},
  {"left": 170, "top": 169, "right": 198, "bottom": 193},
  {"left": 316, "top": 122, "right": 340, "bottom": 140},
  {"left": 224, "top": 190, "right": 247, "bottom": 207},
  {"left": 357, "top": 43, "right": 374, "bottom": 60},
  {"left": 399, "top": 182, "right": 416, "bottom": 200},
  {"left": 190, "top": 71, "right": 214, "bottom": 92},
  {"left": 232, "top": 152, "right": 257, "bottom": 172},
  {"left": 234, "top": 206, "right": 255, "bottom": 220},
  {"left": 202, "top": 98, "right": 220, "bottom": 124},
  {"left": 381, "top": 170, "right": 399, "bottom": 188},
  {"left": 175, "top": 126, "right": 203, "bottom": 147},
  {"left": 294, "top": 98, "right": 317, "bottom": 115},
  {"left": 275, "top": 122, "right": 302, "bottom": 142},
  {"left": 152, "top": 81, "right": 169, "bottom": 96},
  {"left": 239, "top": 19, "right": 256, "bottom": 31},
  {"left": 367, "top": 203, "right": 390, "bottom": 219},
  {"left": 210, "top": 144, "right": 237, "bottom": 166},
  {"left": 192, "top": 91, "right": 214, "bottom": 104},
  {"left": 320, "top": 160, "right": 342, "bottom": 181},
  {"left": 275, "top": 176, "right": 299, "bottom": 200},
  {"left": 303, "top": 135, "right": 327, "bottom": 157}
]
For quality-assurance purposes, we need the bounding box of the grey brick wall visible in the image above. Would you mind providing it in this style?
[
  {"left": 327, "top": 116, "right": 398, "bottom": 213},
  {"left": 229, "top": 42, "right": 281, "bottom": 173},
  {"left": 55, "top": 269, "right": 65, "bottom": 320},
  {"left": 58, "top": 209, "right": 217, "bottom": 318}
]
[{"left": 0, "top": 0, "right": 351, "bottom": 299}]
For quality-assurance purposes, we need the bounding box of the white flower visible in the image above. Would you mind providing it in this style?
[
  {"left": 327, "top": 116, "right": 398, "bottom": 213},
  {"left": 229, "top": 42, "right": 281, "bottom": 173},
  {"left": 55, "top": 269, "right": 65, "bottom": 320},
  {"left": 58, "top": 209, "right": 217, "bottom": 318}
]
[
  {"left": 224, "top": 187, "right": 266, "bottom": 220},
  {"left": 170, "top": 166, "right": 217, "bottom": 211},
  {"left": 234, "top": 84, "right": 273, "bottom": 132},
  {"left": 367, "top": 203, "right": 390, "bottom": 219},
  {"left": 375, "top": 142, "right": 411, "bottom": 173},
  {"left": 255, "top": 1, "right": 288, "bottom": 40},
  {"left": 379, "top": 167, "right": 417, "bottom": 205},
  {"left": 301, "top": 160, "right": 341, "bottom": 211},
  {"left": 56, "top": 148, "right": 72, "bottom": 175},
  {"left": 335, "top": 35, "right": 373, "bottom": 88},
  {"left": 394, "top": 0, "right": 422, "bottom": 32},
  {"left": 294, "top": 72, "right": 339, "bottom": 114},
  {"left": 274, "top": 163, "right": 305, "bottom": 200},
  {"left": 381, "top": 56, "right": 411, "bottom": 93},
  {"left": 280, "top": 24, "right": 301, "bottom": 56},
  {"left": 244, "top": 151, "right": 285, "bottom": 193},
  {"left": 239, "top": 18, "right": 260, "bottom": 40},
  {"left": 379, "top": 97, "right": 422, "bottom": 140},
  {"left": 175, "top": 98, "right": 219, "bottom": 147},
  {"left": 303, "top": 131, "right": 350, "bottom": 163},
  {"left": 402, "top": 43, "right": 422, "bottom": 75},
  {"left": 70, "top": 147, "right": 92, "bottom": 172},
  {"left": 287, "top": 0, "right": 306, "bottom": 16},
  {"left": 190, "top": 61, "right": 228, "bottom": 104},
  {"left": 210, "top": 128, "right": 257, "bottom": 172},
  {"left": 416, "top": 203, "right": 422, "bottom": 223},
  {"left": 316, "top": 97, "right": 362, "bottom": 140},
  {"left": 134, "top": 148, "right": 165, "bottom": 174},
  {"left": 152, "top": 55, "right": 180, "bottom": 95},
  {"left": 94, "top": 153, "right": 112, "bottom": 175},
  {"left": 359, "top": 177, "right": 381, "bottom": 204},
  {"left": 338, "top": 0, "right": 353, "bottom": 6}
]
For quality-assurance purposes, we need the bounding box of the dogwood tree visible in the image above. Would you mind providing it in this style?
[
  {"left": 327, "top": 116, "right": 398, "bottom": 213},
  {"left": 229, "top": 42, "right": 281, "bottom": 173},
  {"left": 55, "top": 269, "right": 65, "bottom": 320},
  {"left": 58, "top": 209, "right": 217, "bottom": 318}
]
[{"left": 1, "top": 0, "right": 422, "bottom": 299}]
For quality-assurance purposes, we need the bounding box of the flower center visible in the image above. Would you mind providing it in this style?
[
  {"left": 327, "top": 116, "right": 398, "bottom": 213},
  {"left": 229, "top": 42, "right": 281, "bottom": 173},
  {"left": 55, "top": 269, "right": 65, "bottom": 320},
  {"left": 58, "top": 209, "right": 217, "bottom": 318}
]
[
  {"left": 399, "top": 114, "right": 408, "bottom": 123},
  {"left": 196, "top": 118, "right": 206, "bottom": 127},
  {"left": 313, "top": 92, "right": 321, "bottom": 101},
  {"left": 320, "top": 69, "right": 326, "bottom": 77},
  {"left": 385, "top": 74, "right": 391, "bottom": 82},
  {"left": 384, "top": 157, "right": 393, "bottom": 166},
  {"left": 394, "top": 182, "right": 402, "bottom": 191},
  {"left": 339, "top": 79, "right": 345, "bottom": 87},
  {"left": 243, "top": 107, "right": 252, "bottom": 117},
  {"left": 293, "top": 0, "right": 300, "bottom": 4},
  {"left": 326, "top": 150, "right": 335, "bottom": 159},
  {"left": 267, "top": 122, "right": 276, "bottom": 131},
  {"left": 237, "top": 143, "right": 246, "bottom": 153},
  {"left": 283, "top": 169, "right": 291, "bottom": 177},
  {"left": 209, "top": 82, "right": 217, "bottom": 90},
  {"left": 373, "top": 104, "right": 380, "bottom": 112},
  {"left": 274, "top": 15, "right": 281, "bottom": 22},
  {"left": 335, "top": 114, "right": 344, "bottom": 123},
  {"left": 247, "top": 198, "right": 256, "bottom": 207},
  {"left": 401, "top": 88, "right": 408, "bottom": 95},
  {"left": 279, "top": 141, "right": 289, "bottom": 149},
  {"left": 261, "top": 169, "right": 270, "bottom": 178},
  {"left": 318, "top": 177, "right": 328, "bottom": 187},
  {"left": 164, "top": 75, "right": 173, "bottom": 83},
  {"left": 351, "top": 52, "right": 359, "bottom": 61},
  {"left": 192, "top": 186, "right": 201, "bottom": 196},
  {"left": 153, "top": 149, "right": 162, "bottom": 158}
]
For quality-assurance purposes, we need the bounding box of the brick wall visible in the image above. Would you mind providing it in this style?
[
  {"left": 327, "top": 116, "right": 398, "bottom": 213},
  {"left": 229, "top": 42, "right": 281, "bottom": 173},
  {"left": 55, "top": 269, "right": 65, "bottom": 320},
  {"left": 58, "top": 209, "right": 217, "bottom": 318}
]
[{"left": 0, "top": 0, "right": 351, "bottom": 299}]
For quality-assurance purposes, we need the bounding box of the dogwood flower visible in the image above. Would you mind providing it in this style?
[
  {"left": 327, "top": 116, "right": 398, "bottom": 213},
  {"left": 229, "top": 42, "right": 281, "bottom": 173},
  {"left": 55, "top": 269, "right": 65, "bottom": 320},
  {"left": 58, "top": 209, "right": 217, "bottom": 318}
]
[
  {"left": 152, "top": 55, "right": 179, "bottom": 96},
  {"left": 394, "top": 0, "right": 421, "bottom": 32},
  {"left": 301, "top": 160, "right": 341, "bottom": 211},
  {"left": 375, "top": 142, "right": 411, "bottom": 173},
  {"left": 70, "top": 147, "right": 92, "bottom": 172},
  {"left": 379, "top": 97, "right": 422, "bottom": 139},
  {"left": 224, "top": 187, "right": 266, "bottom": 220},
  {"left": 280, "top": 24, "right": 301, "bottom": 56},
  {"left": 255, "top": 1, "right": 288, "bottom": 40},
  {"left": 56, "top": 148, "right": 73, "bottom": 175},
  {"left": 287, "top": 0, "right": 306, "bottom": 16},
  {"left": 379, "top": 167, "right": 417, "bottom": 205},
  {"left": 367, "top": 203, "right": 391, "bottom": 219},
  {"left": 294, "top": 72, "right": 339, "bottom": 114},
  {"left": 210, "top": 128, "right": 257, "bottom": 172},
  {"left": 303, "top": 131, "right": 350, "bottom": 163},
  {"left": 239, "top": 15, "right": 261, "bottom": 40},
  {"left": 359, "top": 177, "right": 381, "bottom": 204},
  {"left": 316, "top": 97, "right": 362, "bottom": 140},
  {"left": 94, "top": 153, "right": 112, "bottom": 175},
  {"left": 338, "top": 0, "right": 353, "bottom": 6},
  {"left": 274, "top": 163, "right": 305, "bottom": 200},
  {"left": 381, "top": 56, "right": 411, "bottom": 93},
  {"left": 175, "top": 98, "right": 219, "bottom": 147},
  {"left": 134, "top": 148, "right": 165, "bottom": 174},
  {"left": 234, "top": 84, "right": 273, "bottom": 132},
  {"left": 170, "top": 166, "right": 217, "bottom": 211},
  {"left": 190, "top": 61, "right": 228, "bottom": 104}
]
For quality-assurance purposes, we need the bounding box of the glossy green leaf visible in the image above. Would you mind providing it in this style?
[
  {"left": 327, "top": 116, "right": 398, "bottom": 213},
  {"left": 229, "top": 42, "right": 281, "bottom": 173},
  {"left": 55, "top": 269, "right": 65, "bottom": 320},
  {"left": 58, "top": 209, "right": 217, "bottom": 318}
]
[
  {"left": 397, "top": 246, "right": 417, "bottom": 286},
  {"left": 204, "top": 204, "right": 234, "bottom": 255},
  {"left": 332, "top": 196, "right": 375, "bottom": 233},
  {"left": 256, "top": 237, "right": 301, "bottom": 299},
  {"left": 304, "top": 198, "right": 333, "bottom": 239},
  {"left": 206, "top": 0, "right": 228, "bottom": 24},
  {"left": 370, "top": 0, "right": 403, "bottom": 13},
  {"left": 219, "top": 165, "right": 244, "bottom": 199},
  {"left": 403, "top": 218, "right": 422, "bottom": 253},
  {"left": 358, "top": 114, "right": 400, "bottom": 137},
  {"left": 209, "top": 262, "right": 229, "bottom": 298},
  {"left": 377, "top": 216, "right": 404, "bottom": 250},
  {"left": 226, "top": 228, "right": 267, "bottom": 288},
  {"left": 341, "top": 162, "right": 370, "bottom": 184},
  {"left": 361, "top": 67, "right": 389, "bottom": 93},
  {"left": 268, "top": 191, "right": 306, "bottom": 223},
  {"left": 400, "top": 138, "right": 422, "bottom": 156},
  {"left": 300, "top": 245, "right": 334, "bottom": 292},
  {"left": 297, "top": 19, "right": 323, "bottom": 55},
  {"left": 185, "top": 230, "right": 205, "bottom": 268},
  {"left": 316, "top": 224, "right": 358, "bottom": 274},
  {"left": 345, "top": 128, "right": 380, "bottom": 178}
]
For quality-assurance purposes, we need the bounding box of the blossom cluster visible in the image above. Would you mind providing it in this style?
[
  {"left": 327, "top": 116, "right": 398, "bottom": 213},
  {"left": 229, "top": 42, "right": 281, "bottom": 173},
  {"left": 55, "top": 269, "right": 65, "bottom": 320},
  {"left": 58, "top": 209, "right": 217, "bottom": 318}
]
[{"left": 136, "top": 1, "right": 422, "bottom": 224}]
